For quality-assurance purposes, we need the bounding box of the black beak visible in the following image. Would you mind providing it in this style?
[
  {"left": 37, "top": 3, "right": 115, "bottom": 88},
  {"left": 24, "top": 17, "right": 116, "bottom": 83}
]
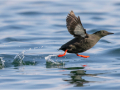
[{"left": 108, "top": 32, "right": 114, "bottom": 35}]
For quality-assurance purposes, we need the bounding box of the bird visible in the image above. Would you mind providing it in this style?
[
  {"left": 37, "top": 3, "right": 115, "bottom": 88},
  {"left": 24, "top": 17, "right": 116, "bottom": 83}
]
[{"left": 57, "top": 11, "right": 114, "bottom": 58}]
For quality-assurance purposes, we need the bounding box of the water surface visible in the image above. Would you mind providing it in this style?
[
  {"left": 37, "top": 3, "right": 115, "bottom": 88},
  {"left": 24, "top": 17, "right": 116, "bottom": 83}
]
[{"left": 0, "top": 0, "right": 120, "bottom": 89}]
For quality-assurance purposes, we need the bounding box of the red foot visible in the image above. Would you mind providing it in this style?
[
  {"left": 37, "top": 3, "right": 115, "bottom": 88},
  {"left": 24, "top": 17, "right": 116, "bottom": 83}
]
[
  {"left": 58, "top": 50, "right": 67, "bottom": 57},
  {"left": 76, "top": 54, "right": 89, "bottom": 58},
  {"left": 82, "top": 65, "right": 87, "bottom": 67}
]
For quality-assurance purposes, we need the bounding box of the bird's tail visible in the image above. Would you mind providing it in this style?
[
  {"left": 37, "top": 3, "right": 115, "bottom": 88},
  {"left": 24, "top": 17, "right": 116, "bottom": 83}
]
[{"left": 57, "top": 48, "right": 61, "bottom": 51}]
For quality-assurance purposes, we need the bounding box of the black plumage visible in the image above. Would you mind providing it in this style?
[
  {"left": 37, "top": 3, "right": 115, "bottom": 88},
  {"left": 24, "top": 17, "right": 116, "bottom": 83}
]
[{"left": 58, "top": 11, "right": 114, "bottom": 58}]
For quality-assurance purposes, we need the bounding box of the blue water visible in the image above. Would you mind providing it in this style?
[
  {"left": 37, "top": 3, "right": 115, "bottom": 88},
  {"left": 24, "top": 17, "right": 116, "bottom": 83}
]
[{"left": 0, "top": 0, "right": 120, "bottom": 89}]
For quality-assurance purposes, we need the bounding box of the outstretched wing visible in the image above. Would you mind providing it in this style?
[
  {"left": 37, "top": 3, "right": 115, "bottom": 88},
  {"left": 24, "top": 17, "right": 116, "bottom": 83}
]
[{"left": 66, "top": 11, "right": 88, "bottom": 38}]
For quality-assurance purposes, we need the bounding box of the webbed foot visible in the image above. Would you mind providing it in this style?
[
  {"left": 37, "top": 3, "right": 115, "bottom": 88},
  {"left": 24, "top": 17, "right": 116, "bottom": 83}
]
[{"left": 58, "top": 50, "right": 67, "bottom": 57}]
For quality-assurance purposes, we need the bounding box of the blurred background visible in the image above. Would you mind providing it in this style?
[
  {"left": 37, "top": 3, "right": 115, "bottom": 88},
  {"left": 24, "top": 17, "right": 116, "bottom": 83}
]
[{"left": 0, "top": 0, "right": 120, "bottom": 89}]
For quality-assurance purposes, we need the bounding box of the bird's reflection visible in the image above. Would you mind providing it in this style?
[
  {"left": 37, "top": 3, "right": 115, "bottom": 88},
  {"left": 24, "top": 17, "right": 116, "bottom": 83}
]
[
  {"left": 64, "top": 69, "right": 96, "bottom": 87},
  {"left": 46, "top": 65, "right": 65, "bottom": 68}
]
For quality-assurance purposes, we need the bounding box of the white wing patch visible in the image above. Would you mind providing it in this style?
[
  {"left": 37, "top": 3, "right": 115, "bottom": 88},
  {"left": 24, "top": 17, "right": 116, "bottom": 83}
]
[{"left": 74, "top": 24, "right": 86, "bottom": 37}]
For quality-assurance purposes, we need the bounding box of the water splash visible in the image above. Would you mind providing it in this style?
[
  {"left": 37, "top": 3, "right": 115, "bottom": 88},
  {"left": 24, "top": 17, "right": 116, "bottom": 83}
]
[
  {"left": 0, "top": 57, "right": 5, "bottom": 69},
  {"left": 45, "top": 55, "right": 65, "bottom": 66},
  {"left": 12, "top": 51, "right": 25, "bottom": 66},
  {"left": 12, "top": 48, "right": 36, "bottom": 66}
]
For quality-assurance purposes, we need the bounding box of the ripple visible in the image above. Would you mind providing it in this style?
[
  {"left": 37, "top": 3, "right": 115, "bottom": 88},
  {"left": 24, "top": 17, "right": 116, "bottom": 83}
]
[
  {"left": 53, "top": 24, "right": 66, "bottom": 28},
  {"left": 100, "top": 40, "right": 111, "bottom": 43},
  {"left": 83, "top": 23, "right": 98, "bottom": 28},
  {"left": 104, "top": 48, "right": 120, "bottom": 57},
  {"left": 91, "top": 16, "right": 104, "bottom": 21},
  {"left": 114, "top": 2, "right": 120, "bottom": 6},
  {"left": 0, "top": 25, "right": 32, "bottom": 31},
  {"left": 2, "top": 37, "right": 18, "bottom": 42},
  {"left": 78, "top": 12, "right": 107, "bottom": 15},
  {"left": 18, "top": 11, "right": 66, "bottom": 16},
  {"left": 18, "top": 11, "right": 40, "bottom": 16}
]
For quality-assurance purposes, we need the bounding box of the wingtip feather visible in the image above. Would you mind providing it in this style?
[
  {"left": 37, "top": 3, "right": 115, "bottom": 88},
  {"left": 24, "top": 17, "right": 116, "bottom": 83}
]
[{"left": 70, "top": 10, "right": 74, "bottom": 15}]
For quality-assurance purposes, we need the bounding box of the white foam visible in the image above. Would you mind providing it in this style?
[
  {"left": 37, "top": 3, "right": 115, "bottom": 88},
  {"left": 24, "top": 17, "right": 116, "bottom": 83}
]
[
  {"left": 0, "top": 57, "right": 5, "bottom": 68},
  {"left": 45, "top": 55, "right": 65, "bottom": 65},
  {"left": 13, "top": 51, "right": 26, "bottom": 65}
]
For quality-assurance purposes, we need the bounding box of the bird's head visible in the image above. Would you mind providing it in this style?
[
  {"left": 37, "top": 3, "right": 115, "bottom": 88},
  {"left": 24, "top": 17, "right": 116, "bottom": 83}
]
[{"left": 94, "top": 30, "right": 114, "bottom": 38}]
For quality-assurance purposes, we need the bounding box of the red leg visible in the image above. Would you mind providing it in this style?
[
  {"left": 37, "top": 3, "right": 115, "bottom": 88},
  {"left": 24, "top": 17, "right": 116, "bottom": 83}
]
[
  {"left": 76, "top": 54, "right": 89, "bottom": 58},
  {"left": 58, "top": 50, "right": 67, "bottom": 57}
]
